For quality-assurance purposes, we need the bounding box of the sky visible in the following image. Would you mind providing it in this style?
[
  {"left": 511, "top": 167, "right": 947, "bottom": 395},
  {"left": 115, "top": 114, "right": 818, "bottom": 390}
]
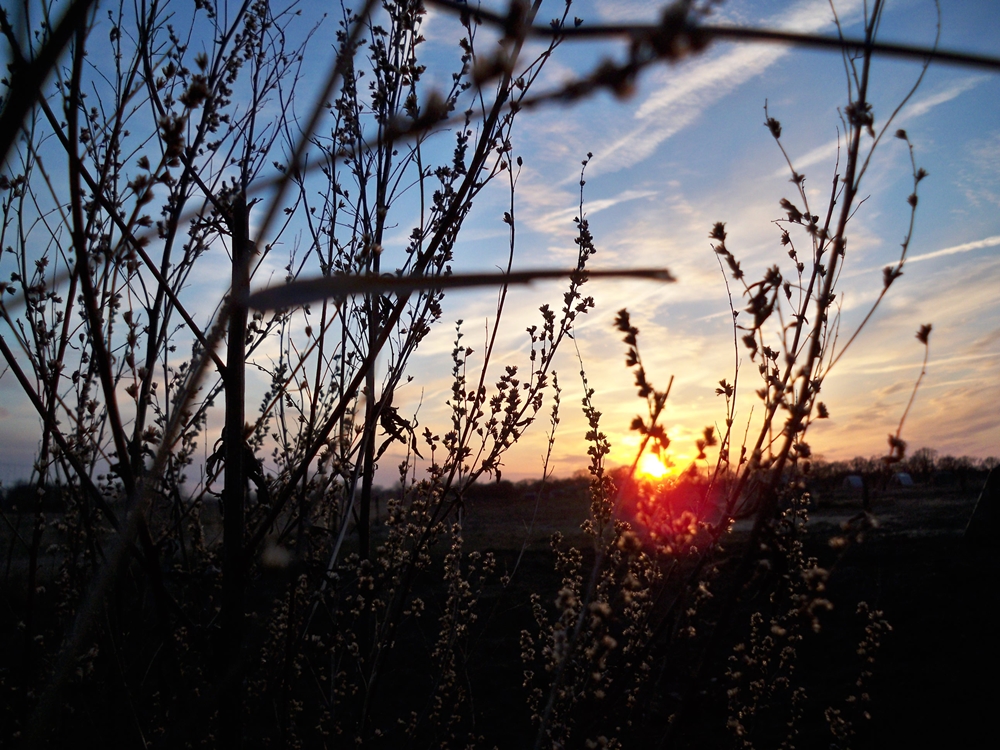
[
  {"left": 390, "top": 0, "right": 1000, "bottom": 480},
  {"left": 0, "top": 0, "right": 997, "bottom": 484}
]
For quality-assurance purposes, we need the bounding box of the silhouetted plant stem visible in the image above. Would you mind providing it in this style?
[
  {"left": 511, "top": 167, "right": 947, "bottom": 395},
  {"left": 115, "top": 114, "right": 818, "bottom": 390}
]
[
  {"left": 428, "top": 0, "right": 1000, "bottom": 71},
  {"left": 221, "top": 192, "right": 251, "bottom": 749},
  {"left": 895, "top": 331, "right": 931, "bottom": 445},
  {"left": 662, "top": 4, "right": 887, "bottom": 743},
  {"left": 66, "top": 18, "right": 135, "bottom": 502},
  {"left": 0, "top": 0, "right": 98, "bottom": 164}
]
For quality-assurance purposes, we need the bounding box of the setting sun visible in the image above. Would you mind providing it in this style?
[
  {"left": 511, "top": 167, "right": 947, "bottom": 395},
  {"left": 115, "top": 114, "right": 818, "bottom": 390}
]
[{"left": 638, "top": 452, "right": 672, "bottom": 480}]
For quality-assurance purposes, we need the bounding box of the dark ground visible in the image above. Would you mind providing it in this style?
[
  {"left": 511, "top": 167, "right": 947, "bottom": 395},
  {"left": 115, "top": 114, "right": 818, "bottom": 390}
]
[
  {"left": 458, "top": 482, "right": 997, "bottom": 748},
  {"left": 823, "top": 488, "right": 997, "bottom": 749},
  {"left": 1, "top": 480, "right": 994, "bottom": 747}
]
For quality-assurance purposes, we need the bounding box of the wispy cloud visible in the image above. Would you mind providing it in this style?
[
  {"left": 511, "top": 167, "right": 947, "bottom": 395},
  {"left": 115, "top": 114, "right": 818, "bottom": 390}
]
[
  {"left": 585, "top": 0, "right": 864, "bottom": 178},
  {"left": 841, "top": 233, "right": 1000, "bottom": 280},
  {"left": 843, "top": 350, "right": 1000, "bottom": 376},
  {"left": 906, "top": 234, "right": 1000, "bottom": 264},
  {"left": 531, "top": 188, "right": 658, "bottom": 233},
  {"left": 906, "top": 75, "right": 985, "bottom": 118},
  {"left": 593, "top": 0, "right": 667, "bottom": 23},
  {"left": 774, "top": 75, "right": 986, "bottom": 177}
]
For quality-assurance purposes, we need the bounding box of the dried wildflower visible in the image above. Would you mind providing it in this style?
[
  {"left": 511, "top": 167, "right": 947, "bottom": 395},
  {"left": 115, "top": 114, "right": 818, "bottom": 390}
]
[
  {"left": 765, "top": 116, "right": 782, "bottom": 139},
  {"left": 883, "top": 265, "right": 903, "bottom": 288}
]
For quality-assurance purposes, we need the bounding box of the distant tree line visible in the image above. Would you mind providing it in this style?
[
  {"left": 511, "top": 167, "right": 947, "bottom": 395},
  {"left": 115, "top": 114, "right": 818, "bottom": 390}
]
[
  {"left": 807, "top": 449, "right": 995, "bottom": 492},
  {"left": 403, "top": 450, "right": 998, "bottom": 509}
]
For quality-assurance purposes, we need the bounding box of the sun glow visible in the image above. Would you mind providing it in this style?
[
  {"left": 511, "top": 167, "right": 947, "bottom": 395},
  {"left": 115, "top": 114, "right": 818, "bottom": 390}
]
[{"left": 637, "top": 452, "right": 672, "bottom": 480}]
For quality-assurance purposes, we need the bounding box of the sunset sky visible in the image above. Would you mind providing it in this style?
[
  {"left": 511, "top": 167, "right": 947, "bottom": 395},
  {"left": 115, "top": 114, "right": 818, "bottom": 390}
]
[
  {"left": 0, "top": 0, "right": 997, "bottom": 484},
  {"left": 390, "top": 0, "right": 1000, "bottom": 481}
]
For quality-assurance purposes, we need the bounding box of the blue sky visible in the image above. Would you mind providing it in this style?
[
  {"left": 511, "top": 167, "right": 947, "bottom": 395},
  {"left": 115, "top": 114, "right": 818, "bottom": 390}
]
[{"left": 0, "top": 0, "right": 997, "bottom": 484}]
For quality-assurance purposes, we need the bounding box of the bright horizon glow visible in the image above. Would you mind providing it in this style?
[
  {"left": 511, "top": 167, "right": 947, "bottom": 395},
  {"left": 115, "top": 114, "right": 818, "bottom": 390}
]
[{"left": 638, "top": 452, "right": 674, "bottom": 480}]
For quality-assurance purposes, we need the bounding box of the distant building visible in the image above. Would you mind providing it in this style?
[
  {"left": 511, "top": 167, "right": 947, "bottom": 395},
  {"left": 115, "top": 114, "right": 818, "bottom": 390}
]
[{"left": 843, "top": 475, "right": 864, "bottom": 491}]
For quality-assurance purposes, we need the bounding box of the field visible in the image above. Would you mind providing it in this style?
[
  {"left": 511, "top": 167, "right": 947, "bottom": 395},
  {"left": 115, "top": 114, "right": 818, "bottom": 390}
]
[
  {"left": 1, "top": 476, "right": 993, "bottom": 747},
  {"left": 454, "top": 479, "right": 995, "bottom": 747},
  {"left": 813, "top": 486, "right": 995, "bottom": 749}
]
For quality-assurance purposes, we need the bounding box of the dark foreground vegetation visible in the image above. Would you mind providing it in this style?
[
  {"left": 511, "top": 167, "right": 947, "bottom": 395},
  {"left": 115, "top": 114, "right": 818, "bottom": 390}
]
[
  {"left": 465, "top": 469, "right": 998, "bottom": 749},
  {"left": 2, "top": 462, "right": 996, "bottom": 747}
]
